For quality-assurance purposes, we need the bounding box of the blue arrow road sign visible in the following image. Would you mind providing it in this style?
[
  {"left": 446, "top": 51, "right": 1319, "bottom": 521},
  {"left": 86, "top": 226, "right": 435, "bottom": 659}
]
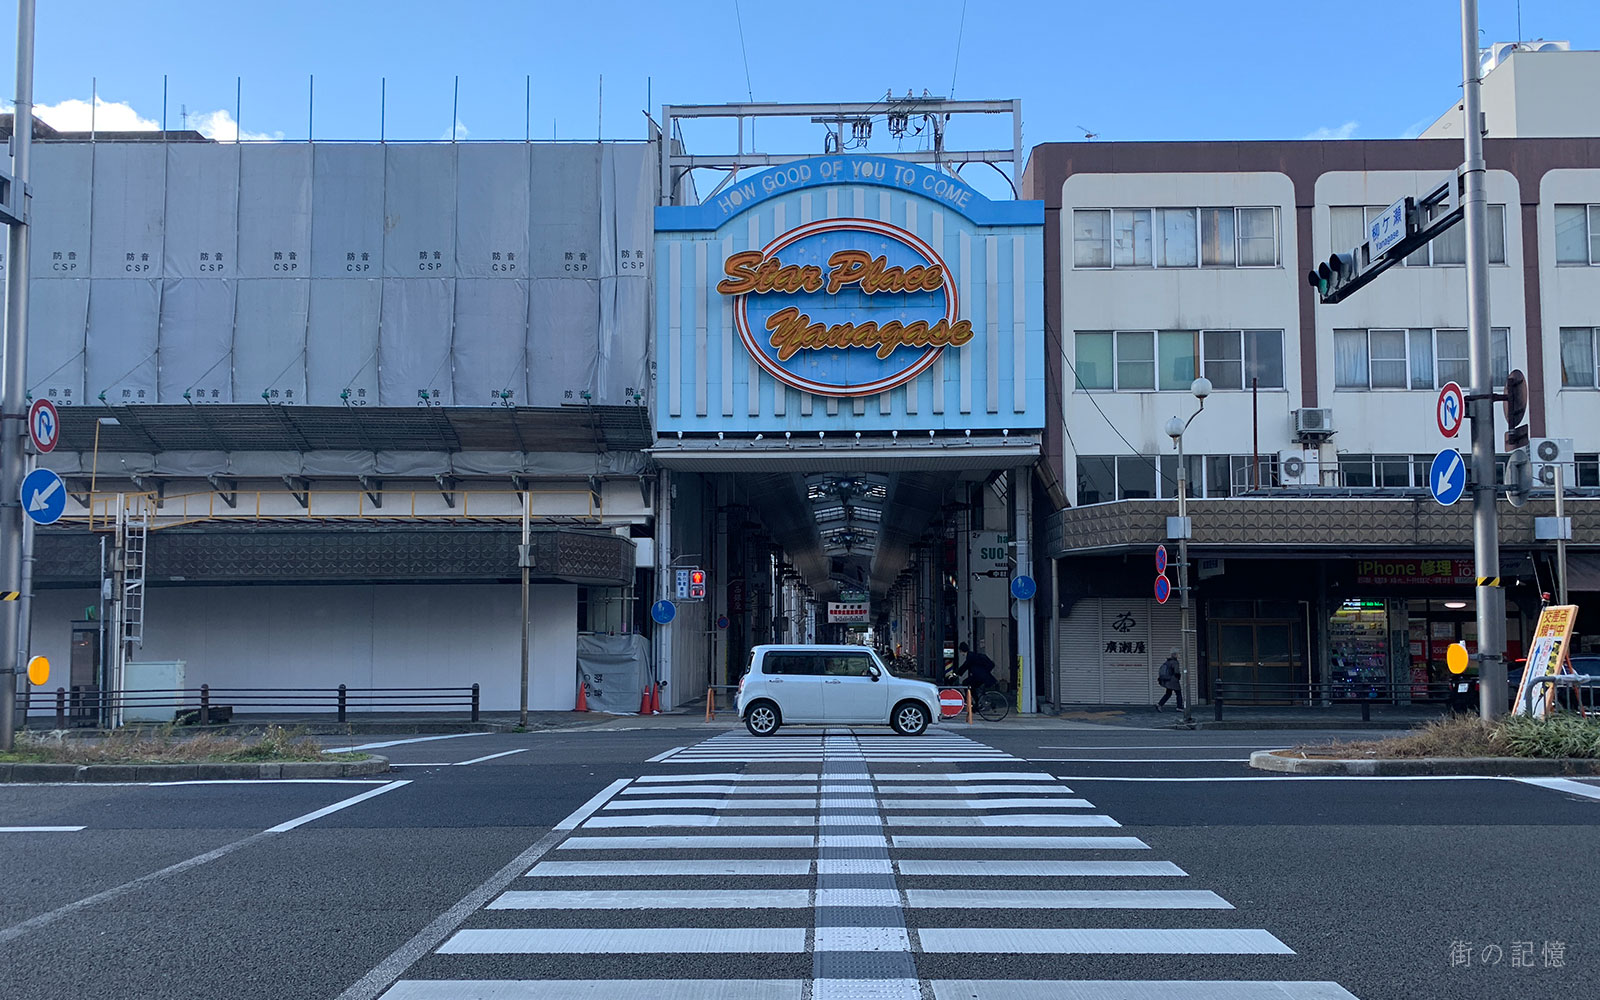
[
  {"left": 1430, "top": 449, "right": 1467, "bottom": 507},
  {"left": 21, "top": 467, "right": 66, "bottom": 526},
  {"left": 1010, "top": 575, "right": 1037, "bottom": 601},
  {"left": 650, "top": 599, "right": 677, "bottom": 625}
]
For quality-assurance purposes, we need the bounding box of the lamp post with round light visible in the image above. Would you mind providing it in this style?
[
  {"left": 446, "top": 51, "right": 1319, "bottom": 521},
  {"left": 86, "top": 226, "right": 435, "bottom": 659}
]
[{"left": 1164, "top": 376, "right": 1212, "bottom": 726}]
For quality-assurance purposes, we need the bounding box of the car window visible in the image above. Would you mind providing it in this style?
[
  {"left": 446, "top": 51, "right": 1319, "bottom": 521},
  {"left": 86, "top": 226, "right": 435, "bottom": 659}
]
[
  {"left": 823, "top": 654, "right": 875, "bottom": 677},
  {"left": 765, "top": 654, "right": 821, "bottom": 676}
]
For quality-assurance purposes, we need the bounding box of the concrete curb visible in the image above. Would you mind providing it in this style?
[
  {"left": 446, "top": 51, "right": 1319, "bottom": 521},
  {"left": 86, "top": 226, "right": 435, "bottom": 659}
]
[
  {"left": 1249, "top": 749, "right": 1600, "bottom": 776},
  {"left": 0, "top": 754, "right": 390, "bottom": 783},
  {"left": 1199, "top": 720, "right": 1419, "bottom": 731}
]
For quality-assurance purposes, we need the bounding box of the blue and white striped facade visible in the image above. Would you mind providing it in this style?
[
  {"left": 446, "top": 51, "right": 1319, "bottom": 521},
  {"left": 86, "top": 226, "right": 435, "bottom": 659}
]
[{"left": 654, "top": 156, "right": 1045, "bottom": 435}]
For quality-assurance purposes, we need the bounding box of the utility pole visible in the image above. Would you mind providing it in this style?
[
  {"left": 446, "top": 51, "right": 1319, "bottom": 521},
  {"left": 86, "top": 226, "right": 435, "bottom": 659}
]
[
  {"left": 1460, "top": 0, "right": 1507, "bottom": 719},
  {"left": 0, "top": 0, "right": 36, "bottom": 750},
  {"left": 519, "top": 491, "right": 531, "bottom": 728}
]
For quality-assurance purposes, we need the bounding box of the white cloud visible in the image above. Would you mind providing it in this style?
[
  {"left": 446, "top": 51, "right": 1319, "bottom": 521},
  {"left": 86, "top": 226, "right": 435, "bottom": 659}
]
[
  {"left": 1399, "top": 116, "right": 1437, "bottom": 140},
  {"left": 1303, "top": 120, "right": 1359, "bottom": 140},
  {"left": 189, "top": 109, "right": 282, "bottom": 142},
  {"left": 441, "top": 119, "right": 469, "bottom": 141},
  {"left": 32, "top": 96, "right": 158, "bottom": 132}
]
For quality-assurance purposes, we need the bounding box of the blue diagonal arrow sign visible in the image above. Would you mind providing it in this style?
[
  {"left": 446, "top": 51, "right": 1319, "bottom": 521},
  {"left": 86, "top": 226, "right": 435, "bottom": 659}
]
[{"left": 1430, "top": 449, "right": 1467, "bottom": 506}]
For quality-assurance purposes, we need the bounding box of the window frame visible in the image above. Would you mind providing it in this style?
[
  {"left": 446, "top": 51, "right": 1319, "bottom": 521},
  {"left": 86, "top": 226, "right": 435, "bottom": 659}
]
[
  {"left": 1072, "top": 206, "right": 1280, "bottom": 270},
  {"left": 1560, "top": 327, "right": 1597, "bottom": 388},
  {"left": 1333, "top": 327, "right": 1511, "bottom": 391},
  {"left": 1074, "top": 329, "right": 1285, "bottom": 391}
]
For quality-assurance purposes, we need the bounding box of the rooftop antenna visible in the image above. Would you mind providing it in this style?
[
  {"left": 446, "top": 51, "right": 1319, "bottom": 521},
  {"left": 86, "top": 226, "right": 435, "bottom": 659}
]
[{"left": 1076, "top": 124, "right": 1100, "bottom": 140}]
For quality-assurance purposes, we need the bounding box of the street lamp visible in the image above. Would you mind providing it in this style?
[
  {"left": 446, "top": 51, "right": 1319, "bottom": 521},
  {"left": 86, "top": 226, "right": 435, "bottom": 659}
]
[{"left": 1164, "top": 376, "right": 1212, "bottom": 726}]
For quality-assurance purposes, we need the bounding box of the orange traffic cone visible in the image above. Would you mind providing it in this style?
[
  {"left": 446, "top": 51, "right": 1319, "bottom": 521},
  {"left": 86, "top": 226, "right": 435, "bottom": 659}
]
[
  {"left": 639, "top": 685, "right": 652, "bottom": 715},
  {"left": 651, "top": 682, "right": 662, "bottom": 714},
  {"left": 575, "top": 681, "right": 588, "bottom": 712}
]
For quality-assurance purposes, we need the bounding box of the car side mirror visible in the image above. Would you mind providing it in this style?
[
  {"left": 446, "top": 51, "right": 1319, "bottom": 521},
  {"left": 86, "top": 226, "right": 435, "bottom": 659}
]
[{"left": 868, "top": 667, "right": 881, "bottom": 682}]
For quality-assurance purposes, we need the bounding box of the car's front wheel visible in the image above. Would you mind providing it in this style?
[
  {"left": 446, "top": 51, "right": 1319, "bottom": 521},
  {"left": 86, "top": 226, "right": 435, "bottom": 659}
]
[
  {"left": 745, "top": 700, "right": 781, "bottom": 736},
  {"left": 891, "top": 700, "right": 929, "bottom": 736}
]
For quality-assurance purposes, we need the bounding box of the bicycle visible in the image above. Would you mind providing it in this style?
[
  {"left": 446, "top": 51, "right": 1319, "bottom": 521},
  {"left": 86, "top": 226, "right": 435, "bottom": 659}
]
[{"left": 972, "top": 681, "right": 1011, "bottom": 722}]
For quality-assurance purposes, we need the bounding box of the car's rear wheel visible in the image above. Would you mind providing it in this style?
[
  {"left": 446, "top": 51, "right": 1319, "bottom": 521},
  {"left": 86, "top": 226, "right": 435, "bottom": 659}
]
[
  {"left": 745, "top": 700, "right": 781, "bottom": 736},
  {"left": 891, "top": 701, "right": 929, "bottom": 736}
]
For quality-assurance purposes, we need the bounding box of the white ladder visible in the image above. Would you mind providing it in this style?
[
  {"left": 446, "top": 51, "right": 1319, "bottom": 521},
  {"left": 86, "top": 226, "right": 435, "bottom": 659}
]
[{"left": 118, "top": 495, "right": 150, "bottom": 646}]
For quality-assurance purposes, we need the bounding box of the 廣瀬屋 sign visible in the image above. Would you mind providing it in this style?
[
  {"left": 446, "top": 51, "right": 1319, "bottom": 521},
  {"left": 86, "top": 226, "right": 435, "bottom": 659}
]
[{"left": 717, "top": 218, "right": 972, "bottom": 397}]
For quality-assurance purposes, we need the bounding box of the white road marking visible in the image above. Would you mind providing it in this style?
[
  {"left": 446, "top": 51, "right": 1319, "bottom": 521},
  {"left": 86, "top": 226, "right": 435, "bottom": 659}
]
[
  {"left": 898, "top": 860, "right": 1186, "bottom": 877},
  {"left": 815, "top": 980, "right": 920, "bottom": 1000},
  {"left": 815, "top": 888, "right": 902, "bottom": 907},
  {"left": 873, "top": 784, "right": 1075, "bottom": 795},
  {"left": 489, "top": 889, "right": 809, "bottom": 909},
  {"left": 453, "top": 749, "right": 528, "bottom": 766},
  {"left": 266, "top": 780, "right": 412, "bottom": 833},
  {"left": 0, "top": 826, "right": 85, "bottom": 832},
  {"left": 438, "top": 927, "right": 807, "bottom": 954},
  {"left": 813, "top": 926, "right": 913, "bottom": 951},
  {"left": 928, "top": 982, "right": 1360, "bottom": 999},
  {"left": 557, "top": 834, "right": 815, "bottom": 850},
  {"left": 879, "top": 797, "right": 1095, "bottom": 810},
  {"left": 645, "top": 747, "right": 686, "bottom": 763},
  {"left": 603, "top": 798, "right": 817, "bottom": 810},
  {"left": 1061, "top": 775, "right": 1534, "bottom": 783},
  {"left": 552, "top": 779, "right": 631, "bottom": 831},
  {"left": 634, "top": 773, "right": 818, "bottom": 782},
  {"left": 919, "top": 927, "right": 1294, "bottom": 954},
  {"left": 619, "top": 785, "right": 821, "bottom": 795},
  {"left": 391, "top": 764, "right": 451, "bottom": 768},
  {"left": 875, "top": 772, "right": 1059, "bottom": 782},
  {"left": 526, "top": 859, "right": 812, "bottom": 877},
  {"left": 583, "top": 814, "right": 817, "bottom": 828},
  {"left": 892, "top": 835, "right": 1148, "bottom": 850},
  {"left": 905, "top": 889, "right": 1231, "bottom": 909},
  {"left": 382, "top": 982, "right": 804, "bottom": 1000},
  {"left": 325, "top": 733, "right": 492, "bottom": 753},
  {"left": 885, "top": 814, "right": 1121, "bottom": 828},
  {"left": 1518, "top": 777, "right": 1600, "bottom": 800}
]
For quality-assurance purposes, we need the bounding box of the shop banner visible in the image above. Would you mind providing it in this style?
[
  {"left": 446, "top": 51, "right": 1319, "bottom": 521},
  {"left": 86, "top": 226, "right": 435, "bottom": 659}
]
[
  {"left": 1513, "top": 604, "right": 1578, "bottom": 718},
  {"left": 827, "top": 602, "right": 868, "bottom": 624},
  {"left": 1354, "top": 558, "right": 1474, "bottom": 587}
]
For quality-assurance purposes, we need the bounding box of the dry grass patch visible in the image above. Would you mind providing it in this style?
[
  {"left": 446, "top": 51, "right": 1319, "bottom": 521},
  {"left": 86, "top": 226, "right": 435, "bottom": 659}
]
[
  {"left": 0, "top": 725, "right": 356, "bottom": 765},
  {"left": 1290, "top": 712, "right": 1600, "bottom": 760}
]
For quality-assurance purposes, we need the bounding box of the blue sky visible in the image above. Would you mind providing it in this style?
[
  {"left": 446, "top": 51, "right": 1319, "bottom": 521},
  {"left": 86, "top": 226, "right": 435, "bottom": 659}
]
[{"left": 4, "top": 0, "right": 1597, "bottom": 156}]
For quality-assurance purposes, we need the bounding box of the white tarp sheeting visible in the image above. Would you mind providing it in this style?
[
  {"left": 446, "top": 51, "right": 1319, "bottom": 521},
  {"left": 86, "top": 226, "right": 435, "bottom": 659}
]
[
  {"left": 90, "top": 143, "right": 165, "bottom": 278},
  {"left": 233, "top": 279, "right": 309, "bottom": 404},
  {"left": 27, "top": 141, "right": 653, "bottom": 406},
  {"left": 379, "top": 279, "right": 455, "bottom": 406},
  {"left": 452, "top": 279, "right": 527, "bottom": 405},
  {"left": 237, "top": 144, "right": 313, "bottom": 278},
  {"left": 310, "top": 144, "right": 384, "bottom": 279},
  {"left": 163, "top": 145, "right": 240, "bottom": 278},
  {"left": 305, "top": 279, "right": 381, "bottom": 406},
  {"left": 26, "top": 278, "right": 89, "bottom": 407},
  {"left": 159, "top": 279, "right": 237, "bottom": 403},
  {"left": 456, "top": 145, "right": 530, "bottom": 279},
  {"left": 85, "top": 279, "right": 160, "bottom": 404},
  {"left": 576, "top": 632, "right": 651, "bottom": 715},
  {"left": 30, "top": 144, "right": 92, "bottom": 278},
  {"left": 384, "top": 145, "right": 456, "bottom": 278}
]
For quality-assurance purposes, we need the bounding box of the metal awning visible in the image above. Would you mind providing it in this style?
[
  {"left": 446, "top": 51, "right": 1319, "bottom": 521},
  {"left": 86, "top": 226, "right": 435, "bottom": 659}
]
[{"left": 649, "top": 435, "right": 1041, "bottom": 473}]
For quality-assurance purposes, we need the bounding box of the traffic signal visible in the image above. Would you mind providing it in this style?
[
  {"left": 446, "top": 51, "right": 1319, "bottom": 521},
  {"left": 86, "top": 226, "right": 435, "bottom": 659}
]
[
  {"left": 689, "top": 569, "right": 706, "bottom": 600},
  {"left": 1307, "top": 252, "right": 1359, "bottom": 301}
]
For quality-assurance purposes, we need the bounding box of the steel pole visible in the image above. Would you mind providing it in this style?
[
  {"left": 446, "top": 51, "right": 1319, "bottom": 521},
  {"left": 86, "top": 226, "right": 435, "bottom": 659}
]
[
  {"left": 519, "top": 490, "right": 530, "bottom": 727},
  {"left": 1461, "top": 0, "right": 1507, "bottom": 719},
  {"left": 1556, "top": 464, "right": 1568, "bottom": 606},
  {"left": 1177, "top": 437, "right": 1193, "bottom": 726},
  {"left": 0, "top": 0, "right": 36, "bottom": 750}
]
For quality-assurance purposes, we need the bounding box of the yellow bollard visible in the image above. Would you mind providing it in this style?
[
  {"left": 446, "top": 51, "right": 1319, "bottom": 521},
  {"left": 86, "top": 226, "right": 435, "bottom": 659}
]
[
  {"left": 705, "top": 687, "right": 715, "bottom": 722},
  {"left": 966, "top": 688, "right": 973, "bottom": 724}
]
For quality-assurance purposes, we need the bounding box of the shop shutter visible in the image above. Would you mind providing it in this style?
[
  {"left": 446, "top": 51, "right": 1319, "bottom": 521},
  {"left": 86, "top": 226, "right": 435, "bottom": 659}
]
[
  {"left": 1101, "top": 598, "right": 1154, "bottom": 705},
  {"left": 1060, "top": 598, "right": 1103, "bottom": 704}
]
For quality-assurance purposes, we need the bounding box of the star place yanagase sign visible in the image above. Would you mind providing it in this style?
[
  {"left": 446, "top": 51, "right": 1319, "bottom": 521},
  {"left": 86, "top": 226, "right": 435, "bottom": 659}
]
[{"left": 716, "top": 218, "right": 973, "bottom": 397}]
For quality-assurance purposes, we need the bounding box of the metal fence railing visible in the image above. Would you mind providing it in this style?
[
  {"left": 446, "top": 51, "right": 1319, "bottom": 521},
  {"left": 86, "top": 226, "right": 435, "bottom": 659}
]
[
  {"left": 23, "top": 683, "right": 481, "bottom": 728},
  {"left": 1211, "top": 680, "right": 1493, "bottom": 722}
]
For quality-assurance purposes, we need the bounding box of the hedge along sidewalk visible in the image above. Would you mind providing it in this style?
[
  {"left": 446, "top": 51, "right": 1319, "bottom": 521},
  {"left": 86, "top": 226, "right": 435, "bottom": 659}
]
[
  {"left": 1249, "top": 750, "right": 1600, "bottom": 776},
  {"left": 0, "top": 755, "right": 391, "bottom": 783}
]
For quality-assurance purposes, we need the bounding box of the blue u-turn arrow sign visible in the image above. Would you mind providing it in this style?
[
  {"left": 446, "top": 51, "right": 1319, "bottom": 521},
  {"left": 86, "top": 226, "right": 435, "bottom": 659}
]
[{"left": 1430, "top": 449, "right": 1467, "bottom": 507}]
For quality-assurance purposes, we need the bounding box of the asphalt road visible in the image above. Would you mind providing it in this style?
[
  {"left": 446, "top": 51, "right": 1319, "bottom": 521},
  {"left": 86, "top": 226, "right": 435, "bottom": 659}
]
[{"left": 0, "top": 718, "right": 1593, "bottom": 1000}]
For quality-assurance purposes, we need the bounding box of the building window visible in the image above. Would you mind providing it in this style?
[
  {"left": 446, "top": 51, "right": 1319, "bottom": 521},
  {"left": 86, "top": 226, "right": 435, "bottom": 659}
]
[
  {"left": 1560, "top": 327, "right": 1597, "bottom": 387},
  {"left": 1334, "top": 327, "right": 1510, "bottom": 390},
  {"left": 1074, "top": 207, "right": 1278, "bottom": 269},
  {"left": 1336, "top": 454, "right": 1436, "bottom": 489},
  {"left": 1555, "top": 205, "right": 1600, "bottom": 265},
  {"left": 1330, "top": 204, "right": 1507, "bottom": 265},
  {"left": 1577, "top": 453, "right": 1600, "bottom": 488},
  {"left": 1075, "top": 454, "right": 1276, "bottom": 504},
  {"left": 1075, "top": 330, "right": 1284, "bottom": 391}
]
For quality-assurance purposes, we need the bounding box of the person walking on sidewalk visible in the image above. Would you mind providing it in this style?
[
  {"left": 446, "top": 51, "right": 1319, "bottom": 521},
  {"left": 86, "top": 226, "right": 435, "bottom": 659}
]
[{"left": 1156, "top": 648, "right": 1184, "bottom": 712}]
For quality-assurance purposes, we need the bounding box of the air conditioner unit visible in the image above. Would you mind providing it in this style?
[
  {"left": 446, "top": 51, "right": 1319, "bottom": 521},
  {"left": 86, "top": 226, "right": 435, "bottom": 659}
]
[
  {"left": 1532, "top": 437, "right": 1574, "bottom": 487},
  {"left": 1278, "top": 449, "right": 1320, "bottom": 487},
  {"left": 1293, "top": 407, "right": 1335, "bottom": 440}
]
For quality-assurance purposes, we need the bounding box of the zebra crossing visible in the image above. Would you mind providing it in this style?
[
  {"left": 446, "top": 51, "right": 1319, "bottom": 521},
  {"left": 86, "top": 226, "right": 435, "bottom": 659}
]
[
  {"left": 373, "top": 729, "right": 1361, "bottom": 1000},
  {"left": 652, "top": 728, "right": 1017, "bottom": 763}
]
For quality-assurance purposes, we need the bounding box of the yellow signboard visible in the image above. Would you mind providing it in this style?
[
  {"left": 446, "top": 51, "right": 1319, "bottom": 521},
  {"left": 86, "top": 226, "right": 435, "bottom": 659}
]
[{"left": 1512, "top": 605, "right": 1577, "bottom": 717}]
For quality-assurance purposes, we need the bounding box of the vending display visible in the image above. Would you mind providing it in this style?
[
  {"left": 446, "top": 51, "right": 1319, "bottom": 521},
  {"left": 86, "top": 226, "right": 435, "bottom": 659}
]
[{"left": 1329, "top": 599, "right": 1390, "bottom": 698}]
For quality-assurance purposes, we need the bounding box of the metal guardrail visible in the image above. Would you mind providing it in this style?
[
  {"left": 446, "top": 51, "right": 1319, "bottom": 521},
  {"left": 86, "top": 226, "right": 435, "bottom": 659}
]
[
  {"left": 1519, "top": 674, "right": 1600, "bottom": 716},
  {"left": 1213, "top": 680, "right": 1483, "bottom": 722},
  {"left": 24, "top": 683, "right": 480, "bottom": 727}
]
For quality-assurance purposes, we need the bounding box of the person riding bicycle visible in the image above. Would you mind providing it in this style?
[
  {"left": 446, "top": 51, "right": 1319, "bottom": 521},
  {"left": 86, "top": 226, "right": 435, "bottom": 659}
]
[{"left": 958, "top": 642, "right": 997, "bottom": 691}]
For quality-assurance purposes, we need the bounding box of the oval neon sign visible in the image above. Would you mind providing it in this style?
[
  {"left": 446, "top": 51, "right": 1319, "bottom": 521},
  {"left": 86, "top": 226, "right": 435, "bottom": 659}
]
[{"left": 717, "top": 218, "right": 973, "bottom": 398}]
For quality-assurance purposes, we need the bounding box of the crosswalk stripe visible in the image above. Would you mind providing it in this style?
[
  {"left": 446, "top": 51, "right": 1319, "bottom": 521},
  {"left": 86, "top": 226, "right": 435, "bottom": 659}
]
[
  {"left": 897, "top": 860, "right": 1186, "bottom": 877},
  {"left": 526, "top": 860, "right": 813, "bottom": 877},
  {"left": 875, "top": 773, "right": 1060, "bottom": 782},
  {"left": 619, "top": 785, "right": 824, "bottom": 795},
  {"left": 885, "top": 814, "right": 1121, "bottom": 828},
  {"left": 557, "top": 835, "right": 815, "bottom": 849},
  {"left": 814, "top": 925, "right": 912, "bottom": 950},
  {"left": 815, "top": 980, "right": 920, "bottom": 1000},
  {"left": 875, "top": 784, "right": 1076, "bottom": 795},
  {"left": 927, "top": 983, "right": 1360, "bottom": 1000},
  {"left": 880, "top": 798, "right": 1095, "bottom": 809},
  {"left": 892, "top": 835, "right": 1148, "bottom": 850},
  {"left": 918, "top": 928, "right": 1294, "bottom": 955},
  {"left": 583, "top": 814, "right": 818, "bottom": 828},
  {"left": 438, "top": 927, "right": 807, "bottom": 954},
  {"left": 490, "top": 889, "right": 810, "bottom": 909},
  {"left": 904, "top": 890, "right": 1231, "bottom": 909},
  {"left": 382, "top": 981, "right": 806, "bottom": 1000},
  {"left": 603, "top": 798, "right": 818, "bottom": 810},
  {"left": 634, "top": 774, "right": 819, "bottom": 782}
]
